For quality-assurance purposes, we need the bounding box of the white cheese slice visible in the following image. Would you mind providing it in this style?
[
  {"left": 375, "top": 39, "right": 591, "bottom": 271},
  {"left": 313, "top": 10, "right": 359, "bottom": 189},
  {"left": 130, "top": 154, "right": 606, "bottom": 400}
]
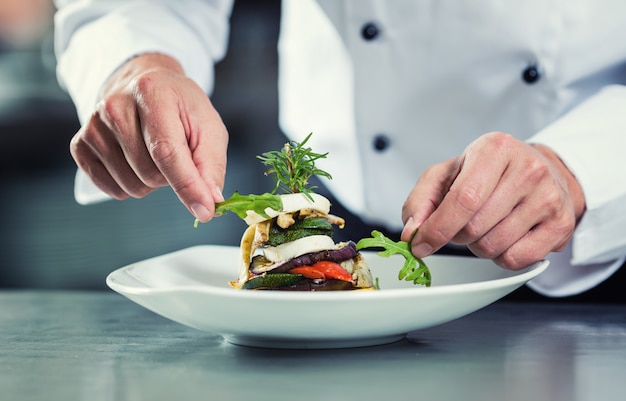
[{"left": 262, "top": 235, "right": 336, "bottom": 262}]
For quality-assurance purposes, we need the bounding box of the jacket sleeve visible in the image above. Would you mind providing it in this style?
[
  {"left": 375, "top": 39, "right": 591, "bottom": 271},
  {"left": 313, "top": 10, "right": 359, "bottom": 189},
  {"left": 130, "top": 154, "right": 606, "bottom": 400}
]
[
  {"left": 527, "top": 84, "right": 626, "bottom": 296},
  {"left": 54, "top": 0, "right": 234, "bottom": 124}
]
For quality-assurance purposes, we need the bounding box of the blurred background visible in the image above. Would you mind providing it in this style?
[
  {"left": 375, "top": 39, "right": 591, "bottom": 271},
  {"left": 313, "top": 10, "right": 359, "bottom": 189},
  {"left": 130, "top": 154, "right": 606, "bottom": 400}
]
[{"left": 1, "top": 0, "right": 623, "bottom": 302}]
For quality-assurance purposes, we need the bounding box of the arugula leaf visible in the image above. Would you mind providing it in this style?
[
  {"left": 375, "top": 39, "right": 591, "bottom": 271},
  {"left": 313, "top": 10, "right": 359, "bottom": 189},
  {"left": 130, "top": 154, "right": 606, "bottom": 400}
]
[
  {"left": 356, "top": 230, "right": 431, "bottom": 287},
  {"left": 215, "top": 192, "right": 283, "bottom": 219},
  {"left": 193, "top": 192, "right": 282, "bottom": 228}
]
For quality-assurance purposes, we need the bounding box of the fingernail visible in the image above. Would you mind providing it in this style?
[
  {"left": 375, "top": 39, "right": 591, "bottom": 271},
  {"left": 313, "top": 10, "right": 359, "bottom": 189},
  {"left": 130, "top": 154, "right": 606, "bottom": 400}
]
[
  {"left": 412, "top": 215, "right": 426, "bottom": 228},
  {"left": 413, "top": 243, "right": 433, "bottom": 258},
  {"left": 214, "top": 186, "right": 224, "bottom": 202},
  {"left": 405, "top": 215, "right": 425, "bottom": 230},
  {"left": 190, "top": 203, "right": 212, "bottom": 222}
]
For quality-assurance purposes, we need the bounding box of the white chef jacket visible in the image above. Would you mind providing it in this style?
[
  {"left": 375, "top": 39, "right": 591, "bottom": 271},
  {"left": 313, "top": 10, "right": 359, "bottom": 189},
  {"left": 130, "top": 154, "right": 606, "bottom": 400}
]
[{"left": 54, "top": 0, "right": 626, "bottom": 297}]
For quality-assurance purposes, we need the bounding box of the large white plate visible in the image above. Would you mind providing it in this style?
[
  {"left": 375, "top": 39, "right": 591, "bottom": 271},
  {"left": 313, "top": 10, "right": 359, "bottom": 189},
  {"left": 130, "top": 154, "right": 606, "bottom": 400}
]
[{"left": 106, "top": 245, "right": 548, "bottom": 349}]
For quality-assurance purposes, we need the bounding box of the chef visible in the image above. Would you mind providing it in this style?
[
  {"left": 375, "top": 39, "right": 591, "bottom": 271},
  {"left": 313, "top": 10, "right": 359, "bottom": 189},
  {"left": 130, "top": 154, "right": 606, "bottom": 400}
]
[{"left": 53, "top": 0, "right": 626, "bottom": 297}]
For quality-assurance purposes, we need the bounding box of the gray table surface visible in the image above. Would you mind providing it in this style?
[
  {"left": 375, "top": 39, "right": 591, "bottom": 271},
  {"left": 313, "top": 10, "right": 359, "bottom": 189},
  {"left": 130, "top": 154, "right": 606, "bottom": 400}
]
[{"left": 1, "top": 290, "right": 625, "bottom": 401}]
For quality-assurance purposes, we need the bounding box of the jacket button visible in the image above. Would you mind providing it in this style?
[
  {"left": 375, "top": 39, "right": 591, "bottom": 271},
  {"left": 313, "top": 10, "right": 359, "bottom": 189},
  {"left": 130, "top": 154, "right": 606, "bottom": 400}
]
[
  {"left": 361, "top": 23, "right": 380, "bottom": 41},
  {"left": 373, "top": 134, "right": 390, "bottom": 151},
  {"left": 522, "top": 65, "right": 541, "bottom": 84}
]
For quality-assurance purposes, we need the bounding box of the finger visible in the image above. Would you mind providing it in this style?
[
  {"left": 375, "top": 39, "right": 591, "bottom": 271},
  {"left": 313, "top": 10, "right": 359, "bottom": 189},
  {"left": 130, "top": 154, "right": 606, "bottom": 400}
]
[
  {"left": 410, "top": 138, "right": 509, "bottom": 257},
  {"left": 482, "top": 192, "right": 574, "bottom": 270},
  {"left": 401, "top": 159, "right": 458, "bottom": 242},
  {"left": 187, "top": 101, "right": 228, "bottom": 204},
  {"left": 450, "top": 165, "right": 523, "bottom": 245},
  {"left": 466, "top": 199, "right": 540, "bottom": 260},
  {"left": 81, "top": 111, "right": 153, "bottom": 198},
  {"left": 70, "top": 131, "right": 128, "bottom": 200},
  {"left": 139, "top": 101, "right": 222, "bottom": 222},
  {"left": 98, "top": 95, "right": 168, "bottom": 190},
  {"left": 456, "top": 153, "right": 547, "bottom": 250},
  {"left": 491, "top": 220, "right": 567, "bottom": 270}
]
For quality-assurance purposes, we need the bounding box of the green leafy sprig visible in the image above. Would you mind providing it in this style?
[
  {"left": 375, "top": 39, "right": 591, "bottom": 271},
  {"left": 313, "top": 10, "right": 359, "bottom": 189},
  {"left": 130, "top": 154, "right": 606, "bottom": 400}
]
[
  {"left": 356, "top": 230, "right": 431, "bottom": 287},
  {"left": 257, "top": 132, "right": 332, "bottom": 199},
  {"left": 217, "top": 192, "right": 282, "bottom": 218},
  {"left": 193, "top": 192, "right": 283, "bottom": 227}
]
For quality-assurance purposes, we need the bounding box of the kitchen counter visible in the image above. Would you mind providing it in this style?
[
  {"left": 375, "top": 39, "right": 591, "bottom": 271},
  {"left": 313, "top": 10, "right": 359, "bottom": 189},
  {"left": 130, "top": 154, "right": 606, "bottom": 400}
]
[{"left": 1, "top": 290, "right": 625, "bottom": 401}]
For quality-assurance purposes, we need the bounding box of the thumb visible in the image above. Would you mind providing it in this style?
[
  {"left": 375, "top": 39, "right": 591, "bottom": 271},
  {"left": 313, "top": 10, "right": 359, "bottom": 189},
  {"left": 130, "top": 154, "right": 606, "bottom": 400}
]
[{"left": 401, "top": 158, "right": 460, "bottom": 243}]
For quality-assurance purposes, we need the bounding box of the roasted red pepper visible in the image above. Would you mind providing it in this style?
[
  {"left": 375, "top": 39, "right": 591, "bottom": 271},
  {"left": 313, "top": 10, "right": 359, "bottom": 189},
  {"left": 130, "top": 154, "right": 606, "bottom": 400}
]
[{"left": 289, "top": 261, "right": 353, "bottom": 282}]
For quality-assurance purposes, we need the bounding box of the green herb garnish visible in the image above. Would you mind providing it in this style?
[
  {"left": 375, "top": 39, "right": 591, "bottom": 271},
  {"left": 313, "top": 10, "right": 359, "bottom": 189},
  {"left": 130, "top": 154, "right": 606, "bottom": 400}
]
[
  {"left": 194, "top": 192, "right": 283, "bottom": 227},
  {"left": 257, "top": 132, "right": 332, "bottom": 199},
  {"left": 216, "top": 192, "right": 282, "bottom": 219},
  {"left": 356, "top": 230, "right": 431, "bottom": 287}
]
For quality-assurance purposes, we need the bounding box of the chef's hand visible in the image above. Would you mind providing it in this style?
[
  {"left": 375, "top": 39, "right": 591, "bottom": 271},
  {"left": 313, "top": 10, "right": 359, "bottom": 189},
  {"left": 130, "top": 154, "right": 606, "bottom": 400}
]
[
  {"left": 70, "top": 53, "right": 227, "bottom": 222},
  {"left": 401, "top": 132, "right": 586, "bottom": 270}
]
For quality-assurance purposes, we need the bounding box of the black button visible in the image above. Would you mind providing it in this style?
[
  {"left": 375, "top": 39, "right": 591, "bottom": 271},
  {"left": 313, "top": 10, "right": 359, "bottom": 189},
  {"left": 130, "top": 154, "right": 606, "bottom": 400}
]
[
  {"left": 361, "top": 22, "right": 379, "bottom": 41},
  {"left": 373, "top": 134, "right": 390, "bottom": 151},
  {"left": 522, "top": 65, "right": 541, "bottom": 84}
]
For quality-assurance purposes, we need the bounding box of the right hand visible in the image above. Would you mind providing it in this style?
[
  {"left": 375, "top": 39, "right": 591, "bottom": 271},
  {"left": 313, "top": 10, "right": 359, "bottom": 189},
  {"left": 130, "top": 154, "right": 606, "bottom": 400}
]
[
  {"left": 70, "top": 53, "right": 228, "bottom": 222},
  {"left": 400, "top": 132, "right": 585, "bottom": 270}
]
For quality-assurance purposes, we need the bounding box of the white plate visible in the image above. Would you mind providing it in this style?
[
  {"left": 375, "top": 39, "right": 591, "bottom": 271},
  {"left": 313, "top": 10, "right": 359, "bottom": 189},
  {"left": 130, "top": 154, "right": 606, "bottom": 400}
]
[{"left": 106, "top": 245, "right": 548, "bottom": 349}]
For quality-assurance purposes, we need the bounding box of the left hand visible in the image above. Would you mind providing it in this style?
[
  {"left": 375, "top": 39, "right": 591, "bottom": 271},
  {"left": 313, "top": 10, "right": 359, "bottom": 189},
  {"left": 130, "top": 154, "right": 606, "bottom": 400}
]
[{"left": 401, "top": 132, "right": 586, "bottom": 270}]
